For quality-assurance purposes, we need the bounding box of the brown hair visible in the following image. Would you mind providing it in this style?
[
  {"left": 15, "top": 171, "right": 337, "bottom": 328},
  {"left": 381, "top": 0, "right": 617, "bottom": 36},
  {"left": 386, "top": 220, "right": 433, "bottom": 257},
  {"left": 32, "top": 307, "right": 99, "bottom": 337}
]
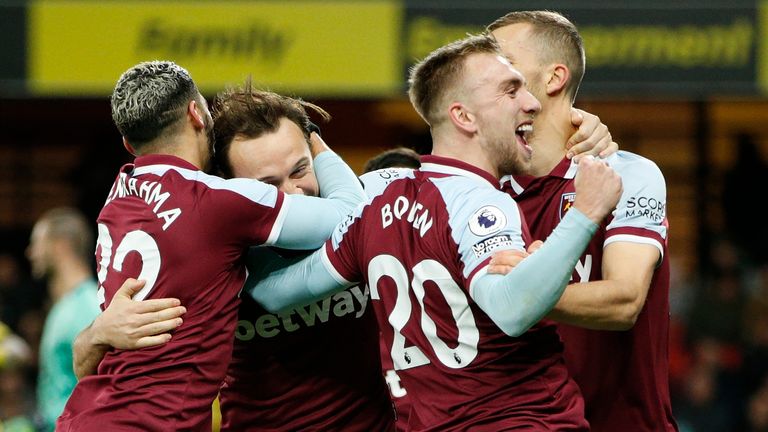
[
  {"left": 408, "top": 33, "right": 500, "bottom": 126},
  {"left": 212, "top": 78, "right": 330, "bottom": 178},
  {"left": 363, "top": 147, "right": 422, "bottom": 173},
  {"left": 487, "top": 10, "right": 585, "bottom": 103}
]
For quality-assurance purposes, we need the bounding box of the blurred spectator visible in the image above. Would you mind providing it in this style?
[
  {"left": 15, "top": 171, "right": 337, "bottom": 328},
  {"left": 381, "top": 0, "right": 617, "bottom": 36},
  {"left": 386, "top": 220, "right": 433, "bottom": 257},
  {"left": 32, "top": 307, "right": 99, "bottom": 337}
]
[
  {"left": 722, "top": 132, "right": 768, "bottom": 266},
  {"left": 674, "top": 361, "right": 734, "bottom": 432},
  {"left": 671, "top": 235, "right": 760, "bottom": 429},
  {"left": 0, "top": 365, "right": 36, "bottom": 432},
  {"left": 362, "top": 146, "right": 421, "bottom": 173},
  {"left": 0, "top": 321, "right": 31, "bottom": 369},
  {"left": 26, "top": 207, "right": 101, "bottom": 431},
  {"left": 0, "top": 321, "right": 35, "bottom": 431},
  {"left": 747, "top": 379, "right": 768, "bottom": 432},
  {"left": 741, "top": 266, "right": 768, "bottom": 420},
  {"left": 687, "top": 238, "right": 747, "bottom": 344}
]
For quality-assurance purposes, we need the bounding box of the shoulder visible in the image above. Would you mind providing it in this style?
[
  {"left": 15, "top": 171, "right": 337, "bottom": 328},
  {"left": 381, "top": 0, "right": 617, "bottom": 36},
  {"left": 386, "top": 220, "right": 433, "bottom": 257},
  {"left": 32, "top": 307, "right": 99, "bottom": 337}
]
[
  {"left": 430, "top": 177, "right": 521, "bottom": 234},
  {"left": 359, "top": 168, "right": 416, "bottom": 199},
  {"left": 431, "top": 176, "right": 515, "bottom": 209},
  {"left": 168, "top": 166, "right": 281, "bottom": 207},
  {"left": 605, "top": 151, "right": 664, "bottom": 180}
]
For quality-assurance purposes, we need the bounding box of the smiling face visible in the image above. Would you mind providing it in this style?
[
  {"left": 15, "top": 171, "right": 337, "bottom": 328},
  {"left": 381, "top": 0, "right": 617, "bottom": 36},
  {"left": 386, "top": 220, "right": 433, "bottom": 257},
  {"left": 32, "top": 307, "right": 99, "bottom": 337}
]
[
  {"left": 461, "top": 52, "right": 541, "bottom": 176},
  {"left": 227, "top": 117, "right": 319, "bottom": 197}
]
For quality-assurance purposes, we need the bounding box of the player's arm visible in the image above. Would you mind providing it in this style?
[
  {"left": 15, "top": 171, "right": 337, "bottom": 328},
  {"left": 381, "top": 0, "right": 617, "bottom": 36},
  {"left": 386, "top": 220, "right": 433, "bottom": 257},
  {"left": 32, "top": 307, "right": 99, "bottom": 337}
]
[
  {"left": 566, "top": 108, "right": 618, "bottom": 161},
  {"left": 472, "top": 157, "right": 622, "bottom": 337},
  {"left": 245, "top": 246, "right": 352, "bottom": 312},
  {"left": 491, "top": 154, "right": 666, "bottom": 330},
  {"left": 270, "top": 132, "right": 366, "bottom": 249},
  {"left": 490, "top": 240, "right": 659, "bottom": 330},
  {"left": 472, "top": 209, "right": 597, "bottom": 336},
  {"left": 73, "top": 279, "right": 186, "bottom": 379},
  {"left": 547, "top": 242, "right": 658, "bottom": 330}
]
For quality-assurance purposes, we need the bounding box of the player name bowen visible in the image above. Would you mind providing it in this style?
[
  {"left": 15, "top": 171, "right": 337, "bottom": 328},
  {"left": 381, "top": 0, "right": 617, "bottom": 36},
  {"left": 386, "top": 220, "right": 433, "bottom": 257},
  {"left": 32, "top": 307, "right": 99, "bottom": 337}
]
[
  {"left": 105, "top": 173, "right": 182, "bottom": 230},
  {"left": 380, "top": 195, "right": 433, "bottom": 237}
]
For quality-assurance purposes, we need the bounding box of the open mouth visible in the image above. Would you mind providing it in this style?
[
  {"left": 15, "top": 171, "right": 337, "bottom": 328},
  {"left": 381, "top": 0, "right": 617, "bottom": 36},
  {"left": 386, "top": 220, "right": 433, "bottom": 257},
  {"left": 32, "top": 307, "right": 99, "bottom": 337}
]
[{"left": 515, "top": 123, "right": 533, "bottom": 156}]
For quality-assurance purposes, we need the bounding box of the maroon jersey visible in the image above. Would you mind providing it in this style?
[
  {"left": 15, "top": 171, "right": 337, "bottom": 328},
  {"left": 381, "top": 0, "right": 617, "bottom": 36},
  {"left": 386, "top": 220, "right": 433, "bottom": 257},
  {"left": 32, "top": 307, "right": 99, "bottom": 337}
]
[
  {"left": 380, "top": 335, "right": 410, "bottom": 432},
  {"left": 219, "top": 276, "right": 394, "bottom": 431},
  {"left": 323, "top": 156, "right": 587, "bottom": 432},
  {"left": 504, "top": 152, "right": 677, "bottom": 431},
  {"left": 58, "top": 155, "right": 288, "bottom": 431}
]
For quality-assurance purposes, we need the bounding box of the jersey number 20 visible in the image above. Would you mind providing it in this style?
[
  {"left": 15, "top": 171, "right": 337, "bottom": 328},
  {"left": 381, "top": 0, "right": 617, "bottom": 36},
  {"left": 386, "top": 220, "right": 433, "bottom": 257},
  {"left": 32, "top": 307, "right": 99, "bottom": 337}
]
[{"left": 368, "top": 254, "right": 479, "bottom": 370}]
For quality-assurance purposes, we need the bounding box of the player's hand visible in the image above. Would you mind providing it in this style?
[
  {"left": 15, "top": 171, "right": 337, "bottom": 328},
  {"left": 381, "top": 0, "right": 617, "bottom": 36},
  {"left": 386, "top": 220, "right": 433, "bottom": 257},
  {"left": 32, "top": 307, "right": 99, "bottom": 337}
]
[
  {"left": 91, "top": 278, "right": 186, "bottom": 350},
  {"left": 566, "top": 108, "right": 617, "bottom": 161},
  {"left": 487, "top": 241, "right": 544, "bottom": 274},
  {"left": 572, "top": 156, "right": 623, "bottom": 224},
  {"left": 309, "top": 131, "right": 331, "bottom": 158}
]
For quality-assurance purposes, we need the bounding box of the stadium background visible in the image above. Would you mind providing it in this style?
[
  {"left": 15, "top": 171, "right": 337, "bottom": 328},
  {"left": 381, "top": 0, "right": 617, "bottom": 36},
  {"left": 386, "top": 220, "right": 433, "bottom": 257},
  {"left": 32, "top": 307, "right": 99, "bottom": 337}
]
[{"left": 1, "top": 1, "right": 767, "bottom": 430}]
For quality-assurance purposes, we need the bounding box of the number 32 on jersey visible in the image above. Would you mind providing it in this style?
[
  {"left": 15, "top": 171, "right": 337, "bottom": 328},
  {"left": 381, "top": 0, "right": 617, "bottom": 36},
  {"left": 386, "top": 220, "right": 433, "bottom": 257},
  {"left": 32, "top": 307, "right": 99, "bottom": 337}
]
[{"left": 95, "top": 223, "right": 161, "bottom": 305}]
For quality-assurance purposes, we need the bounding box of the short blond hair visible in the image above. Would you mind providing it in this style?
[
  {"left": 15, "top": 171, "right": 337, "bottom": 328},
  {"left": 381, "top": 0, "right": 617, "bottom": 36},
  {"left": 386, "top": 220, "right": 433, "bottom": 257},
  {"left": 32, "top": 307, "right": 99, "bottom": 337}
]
[{"left": 408, "top": 33, "right": 500, "bottom": 126}]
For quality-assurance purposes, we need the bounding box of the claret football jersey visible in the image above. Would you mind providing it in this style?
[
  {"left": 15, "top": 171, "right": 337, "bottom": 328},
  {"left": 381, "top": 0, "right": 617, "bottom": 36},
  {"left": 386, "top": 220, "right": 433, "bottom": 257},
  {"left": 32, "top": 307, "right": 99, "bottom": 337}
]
[
  {"left": 219, "top": 275, "right": 394, "bottom": 431},
  {"left": 321, "top": 155, "right": 588, "bottom": 432},
  {"left": 58, "top": 154, "right": 291, "bottom": 431},
  {"left": 504, "top": 151, "right": 677, "bottom": 432}
]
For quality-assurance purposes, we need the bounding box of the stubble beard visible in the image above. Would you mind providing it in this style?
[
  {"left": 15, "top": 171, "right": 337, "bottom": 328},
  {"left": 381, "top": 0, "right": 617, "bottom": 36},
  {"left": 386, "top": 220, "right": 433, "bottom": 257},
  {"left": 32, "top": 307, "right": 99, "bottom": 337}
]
[
  {"left": 493, "top": 135, "right": 528, "bottom": 177},
  {"left": 201, "top": 115, "right": 217, "bottom": 173}
]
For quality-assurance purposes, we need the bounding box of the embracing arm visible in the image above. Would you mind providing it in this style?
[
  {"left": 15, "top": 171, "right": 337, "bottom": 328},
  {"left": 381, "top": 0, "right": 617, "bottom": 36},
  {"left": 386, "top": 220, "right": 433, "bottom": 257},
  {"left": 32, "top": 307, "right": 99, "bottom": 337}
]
[
  {"left": 246, "top": 246, "right": 351, "bottom": 313},
  {"left": 476, "top": 156, "right": 622, "bottom": 336},
  {"left": 73, "top": 279, "right": 186, "bottom": 379},
  {"left": 566, "top": 108, "right": 618, "bottom": 161},
  {"left": 471, "top": 208, "right": 598, "bottom": 336},
  {"left": 272, "top": 133, "right": 365, "bottom": 249},
  {"left": 547, "top": 241, "right": 659, "bottom": 330},
  {"left": 72, "top": 323, "right": 111, "bottom": 379}
]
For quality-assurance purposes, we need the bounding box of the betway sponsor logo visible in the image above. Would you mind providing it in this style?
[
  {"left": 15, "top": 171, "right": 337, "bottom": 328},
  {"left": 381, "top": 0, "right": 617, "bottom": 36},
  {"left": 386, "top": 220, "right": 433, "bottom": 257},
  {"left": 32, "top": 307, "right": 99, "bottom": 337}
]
[{"left": 235, "top": 285, "right": 369, "bottom": 340}]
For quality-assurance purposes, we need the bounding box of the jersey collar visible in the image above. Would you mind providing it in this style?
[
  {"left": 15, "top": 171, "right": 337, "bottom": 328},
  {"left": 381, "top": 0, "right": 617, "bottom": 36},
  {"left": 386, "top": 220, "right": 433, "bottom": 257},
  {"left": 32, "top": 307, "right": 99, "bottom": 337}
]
[
  {"left": 419, "top": 155, "right": 501, "bottom": 189},
  {"left": 501, "top": 156, "right": 576, "bottom": 194},
  {"left": 132, "top": 154, "right": 200, "bottom": 171},
  {"left": 122, "top": 154, "right": 200, "bottom": 176}
]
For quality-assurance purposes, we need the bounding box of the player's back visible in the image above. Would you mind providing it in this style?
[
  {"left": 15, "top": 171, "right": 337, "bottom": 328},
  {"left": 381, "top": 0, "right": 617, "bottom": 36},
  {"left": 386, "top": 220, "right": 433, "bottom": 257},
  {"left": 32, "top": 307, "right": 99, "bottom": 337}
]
[
  {"left": 59, "top": 155, "right": 287, "bottom": 431},
  {"left": 327, "top": 156, "right": 586, "bottom": 431}
]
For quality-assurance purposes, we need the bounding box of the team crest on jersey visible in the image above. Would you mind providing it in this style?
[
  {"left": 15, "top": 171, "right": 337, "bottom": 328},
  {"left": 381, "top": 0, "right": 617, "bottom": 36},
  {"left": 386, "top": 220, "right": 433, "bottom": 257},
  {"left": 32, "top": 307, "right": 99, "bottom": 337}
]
[
  {"left": 559, "top": 192, "right": 576, "bottom": 220},
  {"left": 468, "top": 206, "right": 506, "bottom": 236}
]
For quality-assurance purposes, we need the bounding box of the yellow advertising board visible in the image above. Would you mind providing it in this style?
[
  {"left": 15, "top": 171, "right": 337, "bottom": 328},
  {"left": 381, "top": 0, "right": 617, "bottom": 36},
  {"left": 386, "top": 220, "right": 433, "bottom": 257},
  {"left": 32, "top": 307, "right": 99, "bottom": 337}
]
[
  {"left": 760, "top": 0, "right": 768, "bottom": 93},
  {"left": 28, "top": 0, "right": 402, "bottom": 96}
]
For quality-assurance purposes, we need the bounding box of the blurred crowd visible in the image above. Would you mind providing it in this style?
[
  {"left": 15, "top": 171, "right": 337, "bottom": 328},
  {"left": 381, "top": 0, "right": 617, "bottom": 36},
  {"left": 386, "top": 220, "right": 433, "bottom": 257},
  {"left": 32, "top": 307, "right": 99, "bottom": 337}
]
[{"left": 668, "top": 134, "right": 768, "bottom": 432}]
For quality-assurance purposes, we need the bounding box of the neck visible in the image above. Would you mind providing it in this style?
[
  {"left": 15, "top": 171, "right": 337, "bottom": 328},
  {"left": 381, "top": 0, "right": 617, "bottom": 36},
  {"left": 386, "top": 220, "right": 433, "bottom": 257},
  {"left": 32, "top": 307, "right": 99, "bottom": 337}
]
[
  {"left": 49, "top": 258, "right": 91, "bottom": 302},
  {"left": 140, "top": 128, "right": 208, "bottom": 170},
  {"left": 432, "top": 128, "right": 499, "bottom": 179},
  {"left": 528, "top": 96, "right": 573, "bottom": 177}
]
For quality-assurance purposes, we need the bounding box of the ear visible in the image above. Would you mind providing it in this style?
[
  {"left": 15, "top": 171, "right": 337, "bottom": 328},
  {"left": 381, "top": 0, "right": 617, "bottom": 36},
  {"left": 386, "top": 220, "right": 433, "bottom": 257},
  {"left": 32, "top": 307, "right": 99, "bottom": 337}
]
[
  {"left": 448, "top": 102, "right": 477, "bottom": 134},
  {"left": 122, "top": 137, "right": 137, "bottom": 156},
  {"left": 49, "top": 237, "right": 67, "bottom": 256},
  {"left": 545, "top": 63, "right": 570, "bottom": 97},
  {"left": 188, "top": 100, "right": 206, "bottom": 130}
]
